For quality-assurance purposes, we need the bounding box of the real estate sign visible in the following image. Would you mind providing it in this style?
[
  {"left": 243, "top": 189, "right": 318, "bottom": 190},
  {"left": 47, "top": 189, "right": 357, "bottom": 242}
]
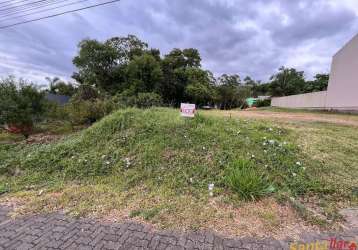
[{"left": 180, "top": 103, "right": 196, "bottom": 118}]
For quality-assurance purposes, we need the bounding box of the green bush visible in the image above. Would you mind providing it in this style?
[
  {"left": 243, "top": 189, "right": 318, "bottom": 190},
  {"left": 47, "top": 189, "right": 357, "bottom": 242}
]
[
  {"left": 113, "top": 91, "right": 162, "bottom": 108},
  {"left": 0, "top": 76, "right": 47, "bottom": 138},
  {"left": 255, "top": 99, "right": 271, "bottom": 107},
  {"left": 65, "top": 98, "right": 115, "bottom": 125},
  {"left": 134, "top": 92, "right": 162, "bottom": 108},
  {"left": 224, "top": 159, "right": 274, "bottom": 200},
  {"left": 45, "top": 102, "right": 68, "bottom": 121}
]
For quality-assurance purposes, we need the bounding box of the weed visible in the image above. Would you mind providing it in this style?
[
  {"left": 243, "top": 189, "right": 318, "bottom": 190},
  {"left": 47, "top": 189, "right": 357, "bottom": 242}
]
[{"left": 225, "top": 159, "right": 274, "bottom": 200}]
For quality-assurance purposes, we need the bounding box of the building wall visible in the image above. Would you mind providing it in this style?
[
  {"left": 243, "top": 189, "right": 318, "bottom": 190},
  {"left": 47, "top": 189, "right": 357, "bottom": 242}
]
[
  {"left": 271, "top": 91, "right": 327, "bottom": 109},
  {"left": 272, "top": 34, "right": 358, "bottom": 110},
  {"left": 326, "top": 34, "right": 358, "bottom": 110}
]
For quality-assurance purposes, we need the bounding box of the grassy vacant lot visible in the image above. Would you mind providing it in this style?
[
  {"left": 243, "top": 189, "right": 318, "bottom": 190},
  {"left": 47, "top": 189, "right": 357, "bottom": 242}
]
[{"left": 0, "top": 108, "right": 357, "bottom": 238}]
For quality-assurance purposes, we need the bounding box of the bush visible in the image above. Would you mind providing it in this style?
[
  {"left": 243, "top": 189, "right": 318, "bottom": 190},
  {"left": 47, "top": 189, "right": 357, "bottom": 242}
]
[
  {"left": 134, "top": 92, "right": 162, "bottom": 108},
  {"left": 255, "top": 99, "right": 271, "bottom": 107},
  {"left": 45, "top": 102, "right": 68, "bottom": 121},
  {"left": 224, "top": 159, "right": 274, "bottom": 200},
  {"left": 0, "top": 76, "right": 47, "bottom": 138},
  {"left": 65, "top": 98, "right": 115, "bottom": 125},
  {"left": 113, "top": 91, "right": 162, "bottom": 108}
]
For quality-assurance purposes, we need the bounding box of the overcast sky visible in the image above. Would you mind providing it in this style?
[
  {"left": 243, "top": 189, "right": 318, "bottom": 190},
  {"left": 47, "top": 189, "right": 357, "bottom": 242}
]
[{"left": 0, "top": 0, "right": 357, "bottom": 85}]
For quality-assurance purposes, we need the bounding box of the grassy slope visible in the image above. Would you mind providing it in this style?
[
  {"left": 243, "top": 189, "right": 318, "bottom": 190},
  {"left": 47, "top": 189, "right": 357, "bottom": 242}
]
[{"left": 0, "top": 108, "right": 356, "bottom": 235}]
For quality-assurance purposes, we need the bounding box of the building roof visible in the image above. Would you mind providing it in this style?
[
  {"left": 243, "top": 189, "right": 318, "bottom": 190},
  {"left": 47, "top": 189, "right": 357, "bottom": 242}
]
[{"left": 45, "top": 93, "right": 70, "bottom": 106}]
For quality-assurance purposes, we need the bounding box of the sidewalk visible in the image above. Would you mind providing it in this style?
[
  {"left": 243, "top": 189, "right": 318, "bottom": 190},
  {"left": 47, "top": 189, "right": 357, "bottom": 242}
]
[{"left": 0, "top": 206, "right": 357, "bottom": 250}]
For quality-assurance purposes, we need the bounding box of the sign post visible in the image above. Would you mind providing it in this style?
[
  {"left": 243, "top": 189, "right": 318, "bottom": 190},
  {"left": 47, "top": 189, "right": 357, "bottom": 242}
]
[{"left": 180, "top": 103, "right": 196, "bottom": 118}]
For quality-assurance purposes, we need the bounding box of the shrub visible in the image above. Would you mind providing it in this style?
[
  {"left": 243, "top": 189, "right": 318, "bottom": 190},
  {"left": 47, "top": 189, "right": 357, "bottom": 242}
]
[
  {"left": 45, "top": 102, "right": 68, "bottom": 121},
  {"left": 0, "top": 76, "right": 47, "bottom": 138},
  {"left": 134, "top": 92, "right": 162, "bottom": 108},
  {"left": 255, "top": 99, "right": 271, "bottom": 107},
  {"left": 224, "top": 159, "right": 274, "bottom": 200},
  {"left": 65, "top": 98, "right": 115, "bottom": 125},
  {"left": 112, "top": 91, "right": 162, "bottom": 108},
  {"left": 112, "top": 90, "right": 136, "bottom": 108}
]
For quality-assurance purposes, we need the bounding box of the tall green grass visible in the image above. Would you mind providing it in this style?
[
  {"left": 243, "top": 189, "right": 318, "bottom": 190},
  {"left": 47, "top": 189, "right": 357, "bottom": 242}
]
[
  {"left": 0, "top": 108, "right": 323, "bottom": 200},
  {"left": 225, "top": 159, "right": 274, "bottom": 200}
]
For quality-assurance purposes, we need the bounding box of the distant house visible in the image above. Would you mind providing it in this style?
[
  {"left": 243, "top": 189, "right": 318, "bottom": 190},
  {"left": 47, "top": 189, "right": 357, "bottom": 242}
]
[{"left": 45, "top": 93, "right": 70, "bottom": 106}]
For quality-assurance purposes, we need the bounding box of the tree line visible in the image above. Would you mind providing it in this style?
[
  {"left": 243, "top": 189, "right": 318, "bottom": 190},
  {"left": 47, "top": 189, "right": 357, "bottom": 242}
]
[
  {"left": 1, "top": 34, "right": 329, "bottom": 137},
  {"left": 66, "top": 34, "right": 329, "bottom": 109}
]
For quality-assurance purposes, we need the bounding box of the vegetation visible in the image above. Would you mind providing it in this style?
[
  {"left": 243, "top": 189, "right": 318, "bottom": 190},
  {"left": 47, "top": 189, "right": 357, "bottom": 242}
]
[
  {"left": 225, "top": 159, "right": 274, "bottom": 200},
  {"left": 46, "top": 77, "right": 77, "bottom": 96},
  {"left": 0, "top": 77, "right": 47, "bottom": 138},
  {"left": 0, "top": 34, "right": 350, "bottom": 236},
  {"left": 70, "top": 35, "right": 329, "bottom": 110},
  {"left": 1, "top": 108, "right": 356, "bottom": 233}
]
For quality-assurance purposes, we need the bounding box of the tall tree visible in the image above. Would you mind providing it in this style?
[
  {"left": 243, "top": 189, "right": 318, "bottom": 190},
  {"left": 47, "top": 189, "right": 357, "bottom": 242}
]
[
  {"left": 185, "top": 68, "right": 216, "bottom": 106},
  {"left": 126, "top": 54, "right": 163, "bottom": 94},
  {"left": 304, "top": 73, "right": 329, "bottom": 93},
  {"left": 158, "top": 48, "right": 203, "bottom": 106},
  {"left": 72, "top": 35, "right": 148, "bottom": 93},
  {"left": 46, "top": 77, "right": 77, "bottom": 96},
  {"left": 269, "top": 66, "right": 305, "bottom": 96}
]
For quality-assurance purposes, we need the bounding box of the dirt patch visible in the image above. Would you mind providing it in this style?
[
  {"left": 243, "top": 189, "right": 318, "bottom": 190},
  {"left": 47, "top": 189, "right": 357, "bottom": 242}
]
[
  {"left": 25, "top": 133, "right": 64, "bottom": 144},
  {"left": 208, "top": 110, "right": 358, "bottom": 127}
]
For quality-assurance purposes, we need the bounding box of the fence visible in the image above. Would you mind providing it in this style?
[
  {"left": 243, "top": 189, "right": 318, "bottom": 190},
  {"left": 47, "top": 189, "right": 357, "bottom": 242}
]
[{"left": 271, "top": 91, "right": 327, "bottom": 109}]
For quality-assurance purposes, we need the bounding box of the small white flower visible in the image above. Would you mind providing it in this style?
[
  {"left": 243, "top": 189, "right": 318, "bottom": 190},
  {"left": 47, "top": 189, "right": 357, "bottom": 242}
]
[
  {"left": 237, "top": 131, "right": 241, "bottom": 134},
  {"left": 262, "top": 142, "right": 267, "bottom": 146},
  {"left": 105, "top": 161, "right": 110, "bottom": 165},
  {"left": 251, "top": 154, "right": 255, "bottom": 158},
  {"left": 292, "top": 173, "right": 297, "bottom": 177},
  {"left": 264, "top": 150, "right": 267, "bottom": 153},
  {"left": 202, "top": 146, "right": 206, "bottom": 150},
  {"left": 71, "top": 156, "right": 75, "bottom": 159},
  {"left": 283, "top": 141, "right": 287, "bottom": 145},
  {"left": 296, "top": 161, "right": 301, "bottom": 166},
  {"left": 189, "top": 178, "right": 193, "bottom": 183},
  {"left": 209, "top": 191, "right": 213, "bottom": 197},
  {"left": 268, "top": 128, "right": 273, "bottom": 131},
  {"left": 184, "top": 135, "right": 187, "bottom": 138},
  {"left": 27, "top": 154, "right": 31, "bottom": 157},
  {"left": 269, "top": 140, "right": 275, "bottom": 145},
  {"left": 263, "top": 137, "right": 267, "bottom": 140},
  {"left": 101, "top": 155, "right": 106, "bottom": 159},
  {"left": 124, "top": 157, "right": 131, "bottom": 167},
  {"left": 264, "top": 165, "right": 268, "bottom": 168},
  {"left": 208, "top": 183, "right": 214, "bottom": 191}
]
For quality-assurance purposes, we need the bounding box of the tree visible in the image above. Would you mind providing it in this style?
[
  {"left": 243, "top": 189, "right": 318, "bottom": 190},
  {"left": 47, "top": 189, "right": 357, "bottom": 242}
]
[
  {"left": 219, "top": 74, "right": 241, "bottom": 86},
  {"left": 72, "top": 35, "right": 152, "bottom": 94},
  {"left": 216, "top": 74, "right": 253, "bottom": 109},
  {"left": 304, "top": 73, "right": 329, "bottom": 93},
  {"left": 126, "top": 54, "right": 163, "bottom": 94},
  {"left": 158, "top": 48, "right": 203, "bottom": 106},
  {"left": 0, "top": 77, "right": 46, "bottom": 138},
  {"left": 72, "top": 39, "right": 119, "bottom": 92},
  {"left": 46, "top": 77, "right": 77, "bottom": 96},
  {"left": 185, "top": 68, "right": 216, "bottom": 106},
  {"left": 105, "top": 35, "right": 148, "bottom": 64},
  {"left": 269, "top": 66, "right": 306, "bottom": 96}
]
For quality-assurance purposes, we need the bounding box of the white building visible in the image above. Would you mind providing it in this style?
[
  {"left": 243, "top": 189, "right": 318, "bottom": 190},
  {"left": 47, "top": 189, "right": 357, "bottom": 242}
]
[{"left": 272, "top": 34, "right": 358, "bottom": 111}]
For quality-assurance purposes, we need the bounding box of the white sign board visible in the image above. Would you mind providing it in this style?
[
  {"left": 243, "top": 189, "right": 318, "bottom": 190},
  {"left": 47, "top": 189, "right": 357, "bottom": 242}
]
[{"left": 180, "top": 103, "right": 196, "bottom": 118}]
